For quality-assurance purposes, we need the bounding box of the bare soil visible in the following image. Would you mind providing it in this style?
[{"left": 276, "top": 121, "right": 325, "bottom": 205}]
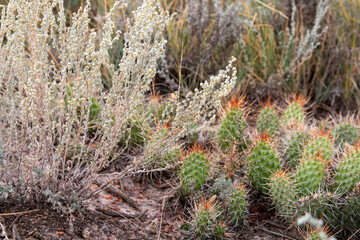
[{"left": 0, "top": 173, "right": 315, "bottom": 240}]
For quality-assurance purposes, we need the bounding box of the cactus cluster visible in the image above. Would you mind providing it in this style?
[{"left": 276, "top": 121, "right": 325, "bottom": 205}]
[
  {"left": 303, "top": 134, "right": 333, "bottom": 163},
  {"left": 181, "top": 96, "right": 360, "bottom": 238}
]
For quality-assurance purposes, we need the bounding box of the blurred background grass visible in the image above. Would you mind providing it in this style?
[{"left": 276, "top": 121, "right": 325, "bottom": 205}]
[{"left": 1, "top": 0, "right": 359, "bottom": 113}]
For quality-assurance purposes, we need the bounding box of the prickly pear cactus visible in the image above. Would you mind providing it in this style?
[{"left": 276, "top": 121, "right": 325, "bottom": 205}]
[
  {"left": 295, "top": 156, "right": 326, "bottom": 195},
  {"left": 218, "top": 107, "right": 246, "bottom": 151},
  {"left": 257, "top": 106, "right": 279, "bottom": 136},
  {"left": 284, "top": 130, "right": 310, "bottom": 169},
  {"left": 331, "top": 122, "right": 359, "bottom": 147},
  {"left": 334, "top": 148, "right": 360, "bottom": 194},
  {"left": 281, "top": 101, "right": 305, "bottom": 128},
  {"left": 181, "top": 151, "right": 210, "bottom": 195},
  {"left": 247, "top": 138, "right": 280, "bottom": 193},
  {"left": 191, "top": 197, "right": 225, "bottom": 240},
  {"left": 269, "top": 170, "right": 297, "bottom": 220},
  {"left": 303, "top": 135, "right": 333, "bottom": 163},
  {"left": 228, "top": 185, "right": 247, "bottom": 227}
]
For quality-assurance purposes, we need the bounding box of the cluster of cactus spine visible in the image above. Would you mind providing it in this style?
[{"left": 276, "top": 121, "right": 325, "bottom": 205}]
[
  {"left": 218, "top": 97, "right": 246, "bottom": 151},
  {"left": 256, "top": 101, "right": 279, "bottom": 136},
  {"left": 181, "top": 148, "right": 210, "bottom": 195},
  {"left": 228, "top": 184, "right": 247, "bottom": 227},
  {"left": 281, "top": 95, "right": 306, "bottom": 129},
  {"left": 246, "top": 135, "right": 280, "bottom": 193},
  {"left": 331, "top": 122, "right": 359, "bottom": 147}
]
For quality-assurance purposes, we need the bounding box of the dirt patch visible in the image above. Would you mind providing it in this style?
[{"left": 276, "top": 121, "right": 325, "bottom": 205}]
[{"left": 0, "top": 174, "right": 308, "bottom": 240}]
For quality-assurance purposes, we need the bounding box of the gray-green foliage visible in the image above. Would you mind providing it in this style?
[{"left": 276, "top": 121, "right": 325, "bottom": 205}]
[
  {"left": 340, "top": 192, "right": 360, "bottom": 232},
  {"left": 212, "top": 177, "right": 233, "bottom": 201}
]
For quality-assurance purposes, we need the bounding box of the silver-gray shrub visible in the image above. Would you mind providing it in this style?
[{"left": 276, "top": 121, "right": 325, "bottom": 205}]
[{"left": 0, "top": 0, "right": 170, "bottom": 204}]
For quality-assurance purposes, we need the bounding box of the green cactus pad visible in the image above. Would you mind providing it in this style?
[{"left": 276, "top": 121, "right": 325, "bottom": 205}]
[
  {"left": 340, "top": 192, "right": 360, "bottom": 232},
  {"left": 334, "top": 149, "right": 360, "bottom": 195},
  {"left": 228, "top": 185, "right": 247, "bottom": 227},
  {"left": 303, "top": 135, "right": 333, "bottom": 163},
  {"left": 257, "top": 106, "right": 279, "bottom": 136},
  {"left": 285, "top": 131, "right": 310, "bottom": 169},
  {"left": 281, "top": 101, "right": 305, "bottom": 128},
  {"left": 295, "top": 156, "right": 325, "bottom": 196},
  {"left": 269, "top": 171, "right": 297, "bottom": 221},
  {"left": 331, "top": 122, "right": 359, "bottom": 147},
  {"left": 247, "top": 140, "right": 280, "bottom": 193},
  {"left": 191, "top": 199, "right": 225, "bottom": 240},
  {"left": 181, "top": 151, "right": 210, "bottom": 195},
  {"left": 218, "top": 107, "right": 246, "bottom": 151}
]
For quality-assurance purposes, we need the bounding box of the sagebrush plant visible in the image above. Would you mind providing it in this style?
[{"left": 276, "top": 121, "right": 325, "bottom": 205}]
[{"left": 0, "top": 0, "right": 171, "bottom": 205}]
